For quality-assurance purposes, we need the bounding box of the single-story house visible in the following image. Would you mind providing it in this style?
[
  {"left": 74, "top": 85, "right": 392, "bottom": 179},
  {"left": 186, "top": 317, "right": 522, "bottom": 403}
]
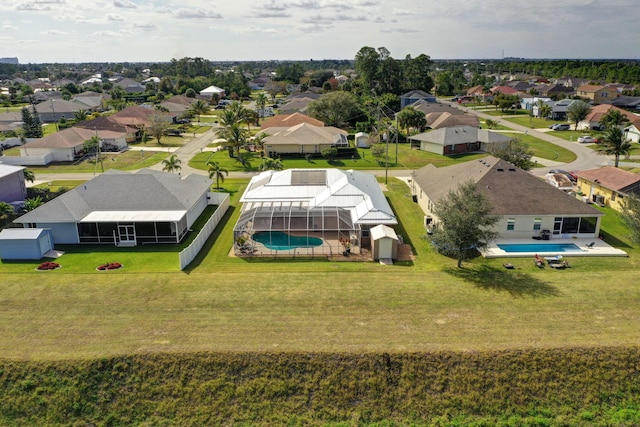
[
  {"left": 260, "top": 112, "right": 324, "bottom": 130},
  {"left": 612, "top": 95, "right": 640, "bottom": 111},
  {"left": 15, "top": 169, "right": 213, "bottom": 246},
  {"left": 113, "top": 77, "right": 145, "bottom": 94},
  {"left": 0, "top": 228, "right": 54, "bottom": 260},
  {"left": 259, "top": 123, "right": 348, "bottom": 157},
  {"left": 425, "top": 111, "right": 480, "bottom": 129},
  {"left": 548, "top": 99, "right": 582, "bottom": 121},
  {"left": 20, "top": 127, "right": 127, "bottom": 163},
  {"left": 412, "top": 156, "right": 603, "bottom": 239},
  {"left": 277, "top": 97, "right": 316, "bottom": 115},
  {"left": 400, "top": 90, "right": 436, "bottom": 109},
  {"left": 408, "top": 126, "right": 512, "bottom": 156},
  {"left": 233, "top": 169, "right": 397, "bottom": 255},
  {"left": 0, "top": 164, "right": 27, "bottom": 207},
  {"left": 575, "top": 167, "right": 640, "bottom": 211},
  {"left": 35, "top": 99, "right": 85, "bottom": 123},
  {"left": 625, "top": 124, "right": 640, "bottom": 143},
  {"left": 577, "top": 104, "right": 639, "bottom": 131},
  {"left": 199, "top": 85, "right": 225, "bottom": 98}
]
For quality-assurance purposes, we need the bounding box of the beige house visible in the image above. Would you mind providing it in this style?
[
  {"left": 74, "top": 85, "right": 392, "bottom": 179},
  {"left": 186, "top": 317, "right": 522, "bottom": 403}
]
[
  {"left": 412, "top": 156, "right": 603, "bottom": 239},
  {"left": 576, "top": 84, "right": 618, "bottom": 104},
  {"left": 260, "top": 123, "right": 348, "bottom": 157},
  {"left": 20, "top": 127, "right": 127, "bottom": 163},
  {"left": 575, "top": 167, "right": 640, "bottom": 211}
]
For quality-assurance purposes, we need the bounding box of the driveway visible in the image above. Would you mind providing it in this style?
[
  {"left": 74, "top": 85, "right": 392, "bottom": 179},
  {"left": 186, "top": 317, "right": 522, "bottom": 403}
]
[{"left": 446, "top": 101, "right": 610, "bottom": 176}]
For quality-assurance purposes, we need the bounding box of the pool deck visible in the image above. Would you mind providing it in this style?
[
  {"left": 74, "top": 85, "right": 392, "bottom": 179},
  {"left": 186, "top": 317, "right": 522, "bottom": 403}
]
[{"left": 483, "top": 238, "right": 628, "bottom": 258}]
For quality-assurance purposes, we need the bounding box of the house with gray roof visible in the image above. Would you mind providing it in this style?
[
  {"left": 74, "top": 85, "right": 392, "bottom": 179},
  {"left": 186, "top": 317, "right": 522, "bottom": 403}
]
[
  {"left": 412, "top": 156, "right": 603, "bottom": 240},
  {"left": 20, "top": 127, "right": 127, "bottom": 163},
  {"left": 15, "top": 169, "right": 213, "bottom": 246},
  {"left": 408, "top": 126, "right": 511, "bottom": 156},
  {"left": 400, "top": 90, "right": 436, "bottom": 109}
]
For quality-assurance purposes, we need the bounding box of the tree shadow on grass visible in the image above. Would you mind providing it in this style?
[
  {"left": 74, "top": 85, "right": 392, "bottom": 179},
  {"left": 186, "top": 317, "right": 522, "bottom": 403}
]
[{"left": 444, "top": 265, "right": 561, "bottom": 298}]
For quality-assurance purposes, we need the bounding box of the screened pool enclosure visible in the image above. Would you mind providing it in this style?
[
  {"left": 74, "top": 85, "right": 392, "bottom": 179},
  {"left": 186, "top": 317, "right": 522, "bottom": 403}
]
[{"left": 234, "top": 201, "right": 361, "bottom": 256}]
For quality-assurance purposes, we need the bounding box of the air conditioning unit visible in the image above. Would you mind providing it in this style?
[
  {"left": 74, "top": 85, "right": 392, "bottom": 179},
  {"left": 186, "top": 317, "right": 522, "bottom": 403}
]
[{"left": 594, "top": 194, "right": 605, "bottom": 207}]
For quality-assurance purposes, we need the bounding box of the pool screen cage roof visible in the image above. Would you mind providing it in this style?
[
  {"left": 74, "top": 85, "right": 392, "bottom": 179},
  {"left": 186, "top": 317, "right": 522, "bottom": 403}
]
[{"left": 234, "top": 201, "right": 357, "bottom": 241}]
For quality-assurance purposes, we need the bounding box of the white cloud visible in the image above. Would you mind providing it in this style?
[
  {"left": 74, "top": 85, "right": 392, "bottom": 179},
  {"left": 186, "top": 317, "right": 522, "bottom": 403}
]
[
  {"left": 3, "top": 24, "right": 18, "bottom": 30},
  {"left": 43, "top": 29, "right": 67, "bottom": 35},
  {"left": 392, "top": 8, "right": 412, "bottom": 16},
  {"left": 113, "top": 0, "right": 136, "bottom": 9},
  {"left": 174, "top": 9, "right": 223, "bottom": 19},
  {"left": 132, "top": 22, "right": 157, "bottom": 31},
  {"left": 107, "top": 14, "right": 124, "bottom": 21}
]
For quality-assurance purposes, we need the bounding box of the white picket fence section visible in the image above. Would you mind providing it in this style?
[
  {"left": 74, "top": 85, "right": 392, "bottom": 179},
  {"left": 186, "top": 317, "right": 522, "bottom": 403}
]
[
  {"left": 178, "top": 192, "right": 230, "bottom": 270},
  {"left": 0, "top": 154, "right": 52, "bottom": 166}
]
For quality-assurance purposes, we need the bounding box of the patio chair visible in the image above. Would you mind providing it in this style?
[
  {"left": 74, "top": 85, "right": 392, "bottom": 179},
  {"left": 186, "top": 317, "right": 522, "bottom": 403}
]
[{"left": 585, "top": 242, "right": 595, "bottom": 249}]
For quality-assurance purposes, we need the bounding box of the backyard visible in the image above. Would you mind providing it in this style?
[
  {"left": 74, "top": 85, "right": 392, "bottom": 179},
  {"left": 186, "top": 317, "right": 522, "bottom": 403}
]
[{"left": 1, "top": 177, "right": 639, "bottom": 360}]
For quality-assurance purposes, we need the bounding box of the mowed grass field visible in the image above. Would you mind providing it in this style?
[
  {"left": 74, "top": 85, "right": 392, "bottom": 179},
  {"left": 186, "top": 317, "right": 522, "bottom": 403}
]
[{"left": 1, "top": 178, "right": 639, "bottom": 361}]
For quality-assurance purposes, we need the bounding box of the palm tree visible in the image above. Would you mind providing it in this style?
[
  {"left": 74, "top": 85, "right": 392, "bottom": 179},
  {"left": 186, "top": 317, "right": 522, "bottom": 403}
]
[
  {"left": 162, "top": 154, "right": 182, "bottom": 174},
  {"left": 485, "top": 119, "right": 499, "bottom": 129},
  {"left": 218, "top": 123, "right": 248, "bottom": 158},
  {"left": 24, "top": 196, "right": 43, "bottom": 212},
  {"left": 598, "top": 126, "right": 631, "bottom": 168},
  {"left": 259, "top": 157, "right": 283, "bottom": 171},
  {"left": 22, "top": 169, "right": 35, "bottom": 184},
  {"left": 207, "top": 161, "right": 228, "bottom": 189},
  {"left": 255, "top": 92, "right": 268, "bottom": 123},
  {"left": 74, "top": 110, "right": 88, "bottom": 122},
  {"left": 189, "top": 99, "right": 209, "bottom": 122},
  {"left": 600, "top": 109, "right": 629, "bottom": 130},
  {"left": 0, "top": 202, "right": 14, "bottom": 226}
]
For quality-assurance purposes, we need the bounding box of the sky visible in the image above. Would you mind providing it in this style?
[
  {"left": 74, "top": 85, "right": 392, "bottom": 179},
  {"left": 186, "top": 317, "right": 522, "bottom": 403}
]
[{"left": 0, "top": 0, "right": 638, "bottom": 63}]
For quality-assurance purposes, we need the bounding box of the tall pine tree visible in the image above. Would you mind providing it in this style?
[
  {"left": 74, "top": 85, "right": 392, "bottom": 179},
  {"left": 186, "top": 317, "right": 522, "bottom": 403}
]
[
  {"left": 31, "top": 106, "right": 43, "bottom": 138},
  {"left": 21, "top": 106, "right": 43, "bottom": 138}
]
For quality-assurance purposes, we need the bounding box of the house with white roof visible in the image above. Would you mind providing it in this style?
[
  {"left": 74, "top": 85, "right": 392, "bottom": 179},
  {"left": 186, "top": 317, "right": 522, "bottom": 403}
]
[
  {"left": 15, "top": 169, "right": 213, "bottom": 246},
  {"left": 233, "top": 168, "right": 397, "bottom": 256},
  {"left": 199, "top": 85, "right": 225, "bottom": 98}
]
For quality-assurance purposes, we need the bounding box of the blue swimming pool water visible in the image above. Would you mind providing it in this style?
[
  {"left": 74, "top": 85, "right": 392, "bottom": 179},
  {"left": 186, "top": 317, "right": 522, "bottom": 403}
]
[
  {"left": 253, "top": 231, "right": 323, "bottom": 250},
  {"left": 497, "top": 243, "right": 581, "bottom": 253}
]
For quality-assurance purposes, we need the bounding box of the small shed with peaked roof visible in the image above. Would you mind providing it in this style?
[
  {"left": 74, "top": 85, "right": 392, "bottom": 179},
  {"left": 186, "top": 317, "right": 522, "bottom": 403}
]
[{"left": 370, "top": 224, "right": 399, "bottom": 261}]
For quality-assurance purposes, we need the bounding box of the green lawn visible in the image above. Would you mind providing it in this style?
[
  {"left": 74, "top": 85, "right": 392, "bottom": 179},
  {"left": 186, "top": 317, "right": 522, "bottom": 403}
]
[
  {"left": 25, "top": 150, "right": 168, "bottom": 173},
  {"left": 1, "top": 177, "right": 639, "bottom": 360},
  {"left": 190, "top": 145, "right": 488, "bottom": 172},
  {"left": 32, "top": 180, "right": 86, "bottom": 191},
  {"left": 503, "top": 116, "right": 556, "bottom": 129}
]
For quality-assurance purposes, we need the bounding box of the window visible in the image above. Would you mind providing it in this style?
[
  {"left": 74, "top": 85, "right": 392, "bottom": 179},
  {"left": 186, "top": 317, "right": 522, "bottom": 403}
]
[
  {"left": 611, "top": 193, "right": 616, "bottom": 202},
  {"left": 533, "top": 218, "right": 542, "bottom": 231},
  {"left": 507, "top": 218, "right": 515, "bottom": 231}
]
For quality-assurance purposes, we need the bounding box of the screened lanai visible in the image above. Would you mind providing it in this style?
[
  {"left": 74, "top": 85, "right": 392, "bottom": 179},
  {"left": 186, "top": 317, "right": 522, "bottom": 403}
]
[{"left": 234, "top": 201, "right": 359, "bottom": 256}]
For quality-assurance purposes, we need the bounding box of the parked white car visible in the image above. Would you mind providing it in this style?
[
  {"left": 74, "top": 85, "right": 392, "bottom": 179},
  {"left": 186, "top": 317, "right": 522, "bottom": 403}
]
[{"left": 577, "top": 135, "right": 596, "bottom": 143}]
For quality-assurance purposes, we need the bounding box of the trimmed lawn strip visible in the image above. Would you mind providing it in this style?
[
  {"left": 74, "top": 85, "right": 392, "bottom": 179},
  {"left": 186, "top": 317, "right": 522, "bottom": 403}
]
[
  {"left": 1, "top": 178, "right": 639, "bottom": 360},
  {"left": 25, "top": 151, "right": 168, "bottom": 173}
]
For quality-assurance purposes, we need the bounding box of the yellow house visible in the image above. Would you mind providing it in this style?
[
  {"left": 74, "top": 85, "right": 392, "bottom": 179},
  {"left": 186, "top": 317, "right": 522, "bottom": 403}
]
[
  {"left": 575, "top": 84, "right": 618, "bottom": 104},
  {"left": 575, "top": 167, "right": 640, "bottom": 211}
]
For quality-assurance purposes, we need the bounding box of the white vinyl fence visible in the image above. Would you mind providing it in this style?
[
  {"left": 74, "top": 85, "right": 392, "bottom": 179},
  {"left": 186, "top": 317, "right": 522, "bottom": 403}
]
[{"left": 178, "top": 192, "right": 230, "bottom": 270}]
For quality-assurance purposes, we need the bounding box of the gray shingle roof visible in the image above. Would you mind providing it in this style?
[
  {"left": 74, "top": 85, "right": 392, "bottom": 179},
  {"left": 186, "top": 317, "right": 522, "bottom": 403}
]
[
  {"left": 413, "top": 156, "right": 603, "bottom": 216},
  {"left": 16, "top": 169, "right": 212, "bottom": 223}
]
